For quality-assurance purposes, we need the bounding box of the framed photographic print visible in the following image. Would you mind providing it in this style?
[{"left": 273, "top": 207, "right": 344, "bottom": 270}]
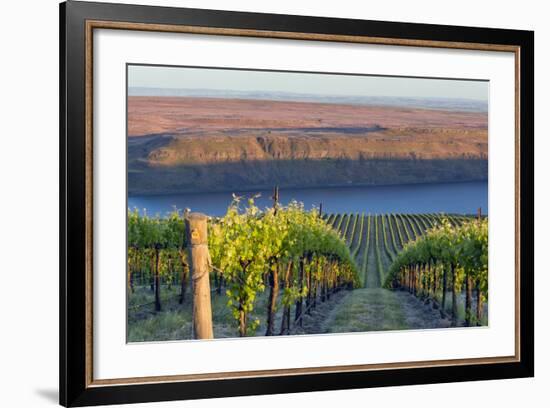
[{"left": 59, "top": 0, "right": 534, "bottom": 406}]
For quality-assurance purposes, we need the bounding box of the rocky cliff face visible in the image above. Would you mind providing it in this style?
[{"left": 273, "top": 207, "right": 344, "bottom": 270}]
[
  {"left": 143, "top": 130, "right": 487, "bottom": 167},
  {"left": 128, "top": 131, "right": 487, "bottom": 195}
]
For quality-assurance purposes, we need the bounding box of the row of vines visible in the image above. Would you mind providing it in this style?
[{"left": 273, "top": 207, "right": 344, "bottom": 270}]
[
  {"left": 128, "top": 199, "right": 360, "bottom": 337},
  {"left": 384, "top": 218, "right": 488, "bottom": 326},
  {"left": 328, "top": 212, "right": 476, "bottom": 288}
]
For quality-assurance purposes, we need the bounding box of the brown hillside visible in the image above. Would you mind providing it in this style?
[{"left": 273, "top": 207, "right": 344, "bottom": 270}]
[
  {"left": 128, "top": 96, "right": 487, "bottom": 137},
  {"left": 145, "top": 129, "right": 487, "bottom": 167},
  {"left": 127, "top": 96, "right": 488, "bottom": 194}
]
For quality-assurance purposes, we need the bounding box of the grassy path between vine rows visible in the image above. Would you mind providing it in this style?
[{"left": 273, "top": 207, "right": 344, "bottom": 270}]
[
  {"left": 128, "top": 285, "right": 456, "bottom": 341},
  {"left": 377, "top": 216, "right": 392, "bottom": 282},
  {"left": 320, "top": 288, "right": 451, "bottom": 333},
  {"left": 365, "top": 216, "right": 380, "bottom": 288}
]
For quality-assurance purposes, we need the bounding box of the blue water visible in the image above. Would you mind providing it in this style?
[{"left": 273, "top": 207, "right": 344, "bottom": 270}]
[{"left": 128, "top": 181, "right": 488, "bottom": 217}]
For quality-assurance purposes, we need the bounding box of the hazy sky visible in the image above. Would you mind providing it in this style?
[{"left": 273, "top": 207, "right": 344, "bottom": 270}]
[{"left": 128, "top": 64, "right": 488, "bottom": 101}]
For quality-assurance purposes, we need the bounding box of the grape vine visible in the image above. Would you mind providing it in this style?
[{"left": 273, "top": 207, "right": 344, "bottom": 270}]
[{"left": 384, "top": 218, "right": 488, "bottom": 326}]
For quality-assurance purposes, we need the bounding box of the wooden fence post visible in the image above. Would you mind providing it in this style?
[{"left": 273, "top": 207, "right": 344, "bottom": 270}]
[
  {"left": 185, "top": 213, "right": 214, "bottom": 339},
  {"left": 272, "top": 185, "right": 279, "bottom": 214}
]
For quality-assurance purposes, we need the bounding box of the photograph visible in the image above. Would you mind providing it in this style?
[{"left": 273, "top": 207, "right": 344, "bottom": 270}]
[
  {"left": 126, "top": 64, "right": 489, "bottom": 341},
  {"left": 55, "top": 1, "right": 535, "bottom": 405}
]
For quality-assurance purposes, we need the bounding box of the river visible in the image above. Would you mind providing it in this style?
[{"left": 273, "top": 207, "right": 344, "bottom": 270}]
[{"left": 127, "top": 181, "right": 488, "bottom": 217}]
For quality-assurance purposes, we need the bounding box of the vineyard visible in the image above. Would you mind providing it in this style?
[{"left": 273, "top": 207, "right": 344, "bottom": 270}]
[
  {"left": 127, "top": 200, "right": 488, "bottom": 341},
  {"left": 325, "top": 212, "right": 488, "bottom": 328}
]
